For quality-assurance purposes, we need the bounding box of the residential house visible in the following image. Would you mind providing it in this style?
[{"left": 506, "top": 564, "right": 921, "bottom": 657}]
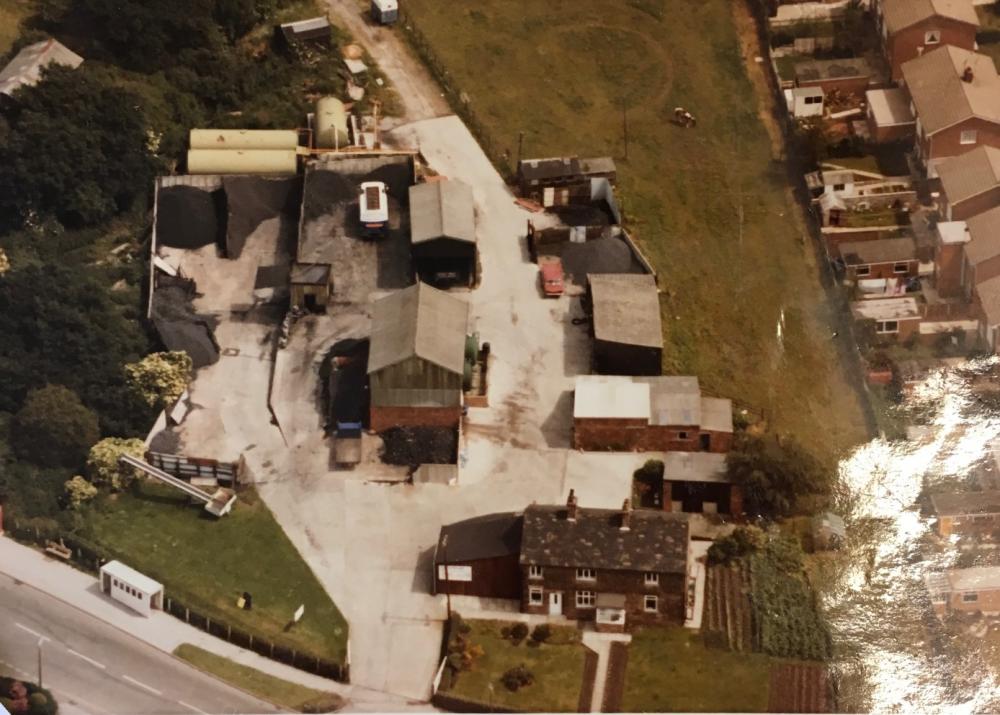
[
  {"left": 926, "top": 566, "right": 1000, "bottom": 618},
  {"left": 900, "top": 46, "right": 1000, "bottom": 175},
  {"left": 367, "top": 282, "right": 469, "bottom": 432},
  {"left": 409, "top": 179, "right": 477, "bottom": 288},
  {"left": 930, "top": 490, "right": 1000, "bottom": 538},
  {"left": 865, "top": 87, "right": 917, "bottom": 143},
  {"left": 937, "top": 146, "right": 1000, "bottom": 221},
  {"left": 434, "top": 493, "right": 691, "bottom": 632},
  {"left": 874, "top": 0, "right": 979, "bottom": 81},
  {"left": 588, "top": 274, "right": 663, "bottom": 376},
  {"left": 517, "top": 156, "right": 617, "bottom": 205},
  {"left": 962, "top": 206, "right": 1000, "bottom": 298},
  {"left": 0, "top": 38, "right": 83, "bottom": 100},
  {"left": 573, "top": 375, "right": 734, "bottom": 454},
  {"left": 839, "top": 236, "right": 919, "bottom": 282}
]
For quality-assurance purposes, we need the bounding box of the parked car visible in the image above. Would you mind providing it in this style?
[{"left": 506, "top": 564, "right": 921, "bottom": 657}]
[{"left": 539, "top": 256, "right": 564, "bottom": 297}]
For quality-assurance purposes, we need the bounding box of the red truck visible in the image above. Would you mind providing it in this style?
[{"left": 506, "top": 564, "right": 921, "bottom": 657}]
[{"left": 539, "top": 256, "right": 564, "bottom": 297}]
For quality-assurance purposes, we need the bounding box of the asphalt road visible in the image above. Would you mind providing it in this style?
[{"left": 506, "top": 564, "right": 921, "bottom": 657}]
[{"left": 0, "top": 573, "right": 279, "bottom": 715}]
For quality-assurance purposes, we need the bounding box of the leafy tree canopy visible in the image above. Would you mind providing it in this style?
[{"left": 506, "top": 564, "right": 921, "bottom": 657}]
[
  {"left": 125, "top": 351, "right": 192, "bottom": 410},
  {"left": 11, "top": 385, "right": 100, "bottom": 467},
  {"left": 86, "top": 437, "right": 145, "bottom": 490},
  {"left": 726, "top": 433, "right": 830, "bottom": 519}
]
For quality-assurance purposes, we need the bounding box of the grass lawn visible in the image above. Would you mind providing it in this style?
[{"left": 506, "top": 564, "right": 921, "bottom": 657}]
[
  {"left": 0, "top": 0, "right": 35, "bottom": 56},
  {"left": 404, "top": 0, "right": 870, "bottom": 465},
  {"left": 444, "top": 619, "right": 586, "bottom": 713},
  {"left": 621, "top": 627, "right": 771, "bottom": 712},
  {"left": 79, "top": 483, "right": 348, "bottom": 663},
  {"left": 174, "top": 644, "right": 343, "bottom": 712}
]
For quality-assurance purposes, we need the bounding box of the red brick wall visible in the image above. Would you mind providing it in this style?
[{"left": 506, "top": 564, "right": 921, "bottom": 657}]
[
  {"left": 521, "top": 565, "right": 685, "bottom": 627},
  {"left": 936, "top": 242, "right": 966, "bottom": 297},
  {"left": 798, "top": 76, "right": 869, "bottom": 97},
  {"left": 889, "top": 20, "right": 977, "bottom": 80},
  {"left": 370, "top": 405, "right": 462, "bottom": 432},
  {"left": 868, "top": 117, "right": 915, "bottom": 144},
  {"left": 849, "top": 259, "right": 918, "bottom": 281},
  {"left": 573, "top": 419, "right": 731, "bottom": 453},
  {"left": 434, "top": 555, "right": 522, "bottom": 600},
  {"left": 947, "top": 186, "right": 1000, "bottom": 221},
  {"left": 925, "top": 119, "right": 1000, "bottom": 163}
]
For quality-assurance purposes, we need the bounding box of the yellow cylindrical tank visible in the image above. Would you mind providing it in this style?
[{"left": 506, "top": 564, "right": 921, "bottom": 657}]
[
  {"left": 189, "top": 129, "right": 299, "bottom": 151},
  {"left": 186, "top": 149, "right": 298, "bottom": 175},
  {"left": 315, "top": 97, "right": 349, "bottom": 149}
]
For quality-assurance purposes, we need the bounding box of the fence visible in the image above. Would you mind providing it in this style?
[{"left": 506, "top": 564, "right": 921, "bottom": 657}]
[
  {"left": 396, "top": 9, "right": 514, "bottom": 183},
  {"left": 145, "top": 451, "right": 240, "bottom": 488},
  {"left": 4, "top": 519, "right": 348, "bottom": 683}
]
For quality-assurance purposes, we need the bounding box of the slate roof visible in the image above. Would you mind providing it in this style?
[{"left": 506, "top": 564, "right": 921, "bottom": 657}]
[
  {"left": 589, "top": 273, "right": 663, "bottom": 349},
  {"left": 519, "top": 504, "right": 689, "bottom": 573},
  {"left": 840, "top": 237, "right": 917, "bottom": 265},
  {"left": 931, "top": 490, "right": 1000, "bottom": 516},
  {"left": 901, "top": 47, "right": 1000, "bottom": 135},
  {"left": 882, "top": 0, "right": 979, "bottom": 34},
  {"left": 367, "top": 282, "right": 469, "bottom": 375},
  {"left": 0, "top": 39, "right": 83, "bottom": 97},
  {"left": 965, "top": 206, "right": 1000, "bottom": 265},
  {"left": 436, "top": 512, "right": 523, "bottom": 562},
  {"left": 409, "top": 180, "right": 476, "bottom": 245},
  {"left": 938, "top": 146, "right": 1000, "bottom": 205}
]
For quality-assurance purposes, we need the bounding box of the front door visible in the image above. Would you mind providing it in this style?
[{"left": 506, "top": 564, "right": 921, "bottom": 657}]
[{"left": 548, "top": 591, "right": 562, "bottom": 615}]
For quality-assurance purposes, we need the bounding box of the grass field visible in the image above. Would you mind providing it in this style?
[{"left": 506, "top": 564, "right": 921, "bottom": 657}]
[
  {"left": 621, "top": 627, "right": 771, "bottom": 712},
  {"left": 443, "top": 619, "right": 586, "bottom": 712},
  {"left": 173, "top": 644, "right": 343, "bottom": 712},
  {"left": 80, "top": 483, "right": 348, "bottom": 663},
  {"left": 404, "top": 0, "right": 870, "bottom": 465},
  {"left": 0, "top": 0, "right": 34, "bottom": 57}
]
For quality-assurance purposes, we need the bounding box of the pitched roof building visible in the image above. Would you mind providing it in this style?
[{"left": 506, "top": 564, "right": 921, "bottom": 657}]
[
  {"left": 876, "top": 0, "right": 979, "bottom": 80},
  {"left": 938, "top": 146, "right": 1000, "bottom": 221},
  {"left": 409, "top": 179, "right": 477, "bottom": 287},
  {"left": 930, "top": 490, "right": 1000, "bottom": 538},
  {"left": 588, "top": 273, "right": 663, "bottom": 376},
  {"left": 0, "top": 38, "right": 83, "bottom": 98}
]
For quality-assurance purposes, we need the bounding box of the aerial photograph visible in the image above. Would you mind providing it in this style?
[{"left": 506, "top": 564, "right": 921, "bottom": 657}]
[{"left": 2, "top": 0, "right": 1000, "bottom": 713}]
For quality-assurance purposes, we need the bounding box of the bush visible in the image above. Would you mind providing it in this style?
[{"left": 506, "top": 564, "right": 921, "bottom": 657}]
[
  {"left": 64, "top": 475, "right": 99, "bottom": 508},
  {"left": 727, "top": 434, "right": 830, "bottom": 518},
  {"left": 509, "top": 622, "right": 529, "bottom": 644},
  {"left": 530, "top": 623, "right": 551, "bottom": 644},
  {"left": 12, "top": 385, "right": 100, "bottom": 467},
  {"left": 28, "top": 691, "right": 56, "bottom": 715},
  {"left": 299, "top": 693, "right": 345, "bottom": 713},
  {"left": 86, "top": 437, "right": 146, "bottom": 490},
  {"left": 124, "top": 351, "right": 192, "bottom": 409},
  {"left": 707, "top": 525, "right": 766, "bottom": 566},
  {"left": 501, "top": 664, "right": 534, "bottom": 692}
]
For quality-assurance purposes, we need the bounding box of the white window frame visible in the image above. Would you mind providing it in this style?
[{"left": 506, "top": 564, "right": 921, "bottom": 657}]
[
  {"left": 643, "top": 594, "right": 658, "bottom": 612},
  {"left": 856, "top": 265, "right": 871, "bottom": 277},
  {"left": 576, "top": 568, "right": 596, "bottom": 581},
  {"left": 924, "top": 29, "right": 941, "bottom": 45},
  {"left": 876, "top": 320, "right": 899, "bottom": 335},
  {"left": 575, "top": 590, "right": 595, "bottom": 608},
  {"left": 960, "top": 129, "right": 978, "bottom": 145},
  {"left": 893, "top": 262, "right": 909, "bottom": 274},
  {"left": 644, "top": 572, "right": 659, "bottom": 586},
  {"left": 529, "top": 587, "right": 544, "bottom": 605},
  {"left": 528, "top": 565, "right": 543, "bottom": 579}
]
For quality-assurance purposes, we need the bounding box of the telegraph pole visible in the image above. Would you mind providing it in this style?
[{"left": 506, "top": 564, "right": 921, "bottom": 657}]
[{"left": 37, "top": 637, "right": 44, "bottom": 687}]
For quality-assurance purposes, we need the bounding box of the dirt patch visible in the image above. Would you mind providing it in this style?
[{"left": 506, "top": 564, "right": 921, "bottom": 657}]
[
  {"left": 602, "top": 641, "right": 629, "bottom": 713},
  {"left": 767, "top": 662, "right": 830, "bottom": 713},
  {"left": 380, "top": 426, "right": 457, "bottom": 467}
]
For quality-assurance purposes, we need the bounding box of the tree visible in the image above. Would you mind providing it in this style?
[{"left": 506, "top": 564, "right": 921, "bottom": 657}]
[
  {"left": 125, "top": 351, "right": 193, "bottom": 409},
  {"left": 727, "top": 434, "right": 830, "bottom": 518},
  {"left": 64, "top": 475, "right": 99, "bottom": 508},
  {"left": 11, "top": 386, "right": 99, "bottom": 467},
  {"left": 707, "top": 525, "right": 766, "bottom": 566},
  {"left": 86, "top": 437, "right": 146, "bottom": 490},
  {"left": 0, "top": 65, "right": 158, "bottom": 229}
]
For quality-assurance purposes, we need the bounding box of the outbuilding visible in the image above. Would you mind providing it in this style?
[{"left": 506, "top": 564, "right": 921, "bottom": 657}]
[
  {"left": 433, "top": 512, "right": 523, "bottom": 599},
  {"left": 588, "top": 274, "right": 663, "bottom": 376},
  {"left": 371, "top": 0, "right": 398, "bottom": 24},
  {"left": 276, "top": 16, "right": 332, "bottom": 49},
  {"left": 409, "top": 180, "right": 477, "bottom": 287},
  {"left": 0, "top": 38, "right": 83, "bottom": 100},
  {"left": 99, "top": 561, "right": 164, "bottom": 617}
]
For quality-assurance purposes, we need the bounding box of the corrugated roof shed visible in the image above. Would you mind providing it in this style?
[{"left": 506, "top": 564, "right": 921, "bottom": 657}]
[
  {"left": 931, "top": 489, "right": 1000, "bottom": 516},
  {"left": 367, "top": 282, "right": 469, "bottom": 375},
  {"left": 589, "top": 273, "right": 663, "bottom": 349},
  {"left": 901, "top": 46, "right": 1000, "bottom": 135},
  {"left": 938, "top": 146, "right": 1000, "bottom": 205},
  {"left": 437, "top": 512, "right": 523, "bottom": 561},
  {"left": 640, "top": 376, "right": 701, "bottom": 426},
  {"left": 840, "top": 237, "right": 917, "bottom": 265},
  {"left": 574, "top": 376, "right": 651, "bottom": 420},
  {"left": 519, "top": 504, "right": 689, "bottom": 573},
  {"left": 409, "top": 180, "right": 476, "bottom": 245},
  {"left": 0, "top": 38, "right": 83, "bottom": 97},
  {"left": 700, "top": 396, "right": 735, "bottom": 433},
  {"left": 965, "top": 205, "right": 1000, "bottom": 265},
  {"left": 882, "top": 0, "right": 979, "bottom": 34}
]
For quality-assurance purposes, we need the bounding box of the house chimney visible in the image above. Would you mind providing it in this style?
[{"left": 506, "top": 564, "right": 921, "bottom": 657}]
[
  {"left": 963, "top": 66, "right": 974, "bottom": 83},
  {"left": 566, "top": 489, "right": 578, "bottom": 521},
  {"left": 620, "top": 499, "right": 631, "bottom": 531}
]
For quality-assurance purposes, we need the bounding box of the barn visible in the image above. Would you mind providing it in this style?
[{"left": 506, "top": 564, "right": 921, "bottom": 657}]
[
  {"left": 367, "top": 282, "right": 469, "bottom": 431},
  {"left": 588, "top": 274, "right": 663, "bottom": 376},
  {"left": 409, "top": 180, "right": 477, "bottom": 287},
  {"left": 433, "top": 512, "right": 523, "bottom": 599}
]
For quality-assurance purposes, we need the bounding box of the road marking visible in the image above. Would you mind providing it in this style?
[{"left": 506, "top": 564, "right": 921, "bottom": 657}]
[
  {"left": 67, "top": 648, "right": 107, "bottom": 670},
  {"left": 122, "top": 674, "right": 163, "bottom": 696},
  {"left": 0, "top": 658, "right": 32, "bottom": 678},
  {"left": 178, "top": 700, "right": 209, "bottom": 714},
  {"left": 14, "top": 622, "right": 48, "bottom": 640}
]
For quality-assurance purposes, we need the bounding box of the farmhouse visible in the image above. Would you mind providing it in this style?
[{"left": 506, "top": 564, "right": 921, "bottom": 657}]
[
  {"left": 573, "top": 375, "right": 733, "bottom": 453},
  {"left": 409, "top": 179, "right": 477, "bottom": 287},
  {"left": 839, "top": 237, "right": 919, "bottom": 283},
  {"left": 865, "top": 88, "right": 917, "bottom": 144},
  {"left": 660, "top": 451, "right": 743, "bottom": 517},
  {"left": 0, "top": 38, "right": 83, "bottom": 99},
  {"left": 900, "top": 46, "right": 1000, "bottom": 174},
  {"left": 926, "top": 566, "right": 1000, "bottom": 619},
  {"left": 937, "top": 146, "right": 1000, "bottom": 221},
  {"left": 367, "top": 282, "right": 469, "bottom": 432},
  {"left": 433, "top": 493, "right": 690, "bottom": 632},
  {"left": 930, "top": 490, "right": 1000, "bottom": 537},
  {"left": 874, "top": 0, "right": 979, "bottom": 81},
  {"left": 588, "top": 273, "right": 663, "bottom": 376},
  {"left": 517, "top": 156, "right": 617, "bottom": 205}
]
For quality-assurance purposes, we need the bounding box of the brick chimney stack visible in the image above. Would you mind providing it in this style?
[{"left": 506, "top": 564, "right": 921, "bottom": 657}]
[
  {"left": 620, "top": 499, "right": 631, "bottom": 531},
  {"left": 566, "top": 489, "right": 578, "bottom": 521}
]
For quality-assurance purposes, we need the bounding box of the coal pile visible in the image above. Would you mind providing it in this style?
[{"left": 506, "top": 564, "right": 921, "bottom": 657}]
[
  {"left": 548, "top": 201, "right": 615, "bottom": 227},
  {"left": 560, "top": 237, "right": 644, "bottom": 287},
  {"left": 223, "top": 176, "right": 302, "bottom": 259},
  {"left": 156, "top": 186, "right": 224, "bottom": 249},
  {"left": 151, "top": 277, "right": 220, "bottom": 368},
  {"left": 380, "top": 426, "right": 457, "bottom": 467}
]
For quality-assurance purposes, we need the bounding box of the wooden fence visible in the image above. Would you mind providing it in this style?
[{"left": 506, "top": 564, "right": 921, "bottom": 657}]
[{"left": 145, "top": 451, "right": 240, "bottom": 487}]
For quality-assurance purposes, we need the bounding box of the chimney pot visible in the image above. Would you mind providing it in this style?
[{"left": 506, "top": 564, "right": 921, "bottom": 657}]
[
  {"left": 963, "top": 66, "right": 974, "bottom": 83},
  {"left": 567, "top": 489, "right": 578, "bottom": 521},
  {"left": 620, "top": 499, "right": 631, "bottom": 531}
]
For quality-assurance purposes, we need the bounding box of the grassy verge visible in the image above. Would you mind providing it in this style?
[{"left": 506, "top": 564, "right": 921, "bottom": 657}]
[
  {"left": 621, "top": 627, "right": 771, "bottom": 712},
  {"left": 79, "top": 483, "right": 348, "bottom": 663},
  {"left": 403, "top": 0, "right": 869, "bottom": 465},
  {"left": 0, "top": 0, "right": 35, "bottom": 56},
  {"left": 442, "top": 619, "right": 585, "bottom": 713},
  {"left": 174, "top": 644, "right": 343, "bottom": 713}
]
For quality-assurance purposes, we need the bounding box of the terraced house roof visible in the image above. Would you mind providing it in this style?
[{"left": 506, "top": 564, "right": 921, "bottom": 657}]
[
  {"left": 965, "top": 205, "right": 1000, "bottom": 265},
  {"left": 901, "top": 47, "right": 1000, "bottom": 135},
  {"left": 938, "top": 146, "right": 1000, "bottom": 205},
  {"left": 882, "top": 0, "right": 979, "bottom": 34}
]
